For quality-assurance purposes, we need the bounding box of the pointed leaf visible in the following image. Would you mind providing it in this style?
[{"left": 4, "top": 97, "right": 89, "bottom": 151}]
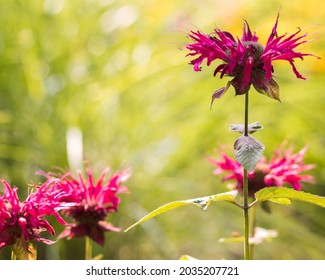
[
  {"left": 229, "top": 122, "right": 263, "bottom": 134},
  {"left": 210, "top": 82, "right": 231, "bottom": 108},
  {"left": 248, "top": 122, "right": 263, "bottom": 133},
  {"left": 11, "top": 238, "right": 37, "bottom": 260},
  {"left": 254, "top": 78, "right": 281, "bottom": 102},
  {"left": 124, "top": 191, "right": 238, "bottom": 232},
  {"left": 201, "top": 190, "right": 238, "bottom": 210},
  {"left": 231, "top": 77, "right": 250, "bottom": 95},
  {"left": 234, "top": 135, "right": 265, "bottom": 172},
  {"left": 255, "top": 187, "right": 325, "bottom": 207}
]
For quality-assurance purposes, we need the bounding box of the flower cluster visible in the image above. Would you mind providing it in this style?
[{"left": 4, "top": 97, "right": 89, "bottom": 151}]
[
  {"left": 185, "top": 13, "right": 317, "bottom": 101},
  {"left": 0, "top": 178, "right": 71, "bottom": 250},
  {"left": 210, "top": 145, "right": 315, "bottom": 196},
  {"left": 0, "top": 166, "right": 130, "bottom": 255},
  {"left": 50, "top": 168, "right": 130, "bottom": 246}
]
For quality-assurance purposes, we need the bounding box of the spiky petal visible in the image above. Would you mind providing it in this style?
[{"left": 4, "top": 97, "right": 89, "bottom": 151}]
[
  {"left": 48, "top": 167, "right": 130, "bottom": 246},
  {"left": 185, "top": 13, "right": 318, "bottom": 102},
  {"left": 0, "top": 179, "right": 71, "bottom": 251}
]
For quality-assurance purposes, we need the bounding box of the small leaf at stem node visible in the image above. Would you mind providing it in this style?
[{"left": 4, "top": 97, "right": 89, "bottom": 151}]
[
  {"left": 234, "top": 135, "right": 265, "bottom": 172},
  {"left": 229, "top": 121, "right": 263, "bottom": 134}
]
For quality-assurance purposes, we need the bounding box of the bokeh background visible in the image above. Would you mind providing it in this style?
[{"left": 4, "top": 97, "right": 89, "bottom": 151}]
[{"left": 0, "top": 0, "right": 324, "bottom": 260}]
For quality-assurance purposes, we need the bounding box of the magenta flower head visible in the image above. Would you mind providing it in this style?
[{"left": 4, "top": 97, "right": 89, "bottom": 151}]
[
  {"left": 0, "top": 178, "right": 70, "bottom": 253},
  {"left": 53, "top": 167, "right": 130, "bottom": 246},
  {"left": 209, "top": 145, "right": 315, "bottom": 196},
  {"left": 185, "top": 13, "right": 318, "bottom": 101}
]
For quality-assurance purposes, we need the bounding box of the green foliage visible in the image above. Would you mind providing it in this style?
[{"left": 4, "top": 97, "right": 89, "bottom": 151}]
[
  {"left": 254, "top": 187, "right": 325, "bottom": 208},
  {"left": 125, "top": 191, "right": 238, "bottom": 232},
  {"left": 125, "top": 186, "right": 324, "bottom": 243},
  {"left": 11, "top": 239, "right": 37, "bottom": 260}
]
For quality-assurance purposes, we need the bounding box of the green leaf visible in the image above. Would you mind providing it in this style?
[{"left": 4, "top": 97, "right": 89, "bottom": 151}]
[
  {"left": 254, "top": 187, "right": 325, "bottom": 207},
  {"left": 124, "top": 191, "right": 238, "bottom": 232},
  {"left": 268, "top": 197, "right": 292, "bottom": 205},
  {"left": 11, "top": 238, "right": 37, "bottom": 260},
  {"left": 234, "top": 135, "right": 265, "bottom": 172}
]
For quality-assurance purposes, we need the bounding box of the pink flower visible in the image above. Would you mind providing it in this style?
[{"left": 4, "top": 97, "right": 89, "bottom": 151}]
[
  {"left": 51, "top": 167, "right": 130, "bottom": 246},
  {"left": 209, "top": 145, "right": 315, "bottom": 196},
  {"left": 185, "top": 13, "right": 318, "bottom": 100},
  {"left": 0, "top": 178, "right": 70, "bottom": 250}
]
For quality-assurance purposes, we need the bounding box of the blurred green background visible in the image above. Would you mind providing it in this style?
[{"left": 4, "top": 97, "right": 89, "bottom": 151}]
[{"left": 0, "top": 0, "right": 324, "bottom": 260}]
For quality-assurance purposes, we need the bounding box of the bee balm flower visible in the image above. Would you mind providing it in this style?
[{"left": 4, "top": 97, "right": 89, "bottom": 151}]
[
  {"left": 209, "top": 146, "right": 315, "bottom": 196},
  {"left": 53, "top": 167, "right": 130, "bottom": 246},
  {"left": 185, "top": 14, "right": 318, "bottom": 101},
  {"left": 0, "top": 179, "right": 70, "bottom": 251}
]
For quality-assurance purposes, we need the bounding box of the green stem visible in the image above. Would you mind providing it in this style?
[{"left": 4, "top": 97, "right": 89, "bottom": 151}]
[
  {"left": 249, "top": 204, "right": 257, "bottom": 259},
  {"left": 85, "top": 236, "right": 93, "bottom": 260},
  {"left": 243, "top": 91, "right": 250, "bottom": 260},
  {"left": 243, "top": 170, "right": 250, "bottom": 260},
  {"left": 244, "top": 92, "right": 249, "bottom": 138}
]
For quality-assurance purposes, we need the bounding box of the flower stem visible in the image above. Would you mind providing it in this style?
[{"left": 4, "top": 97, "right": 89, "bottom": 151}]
[
  {"left": 244, "top": 93, "right": 249, "bottom": 138},
  {"left": 243, "top": 170, "right": 250, "bottom": 260},
  {"left": 249, "top": 204, "right": 257, "bottom": 259},
  {"left": 243, "top": 91, "right": 250, "bottom": 260},
  {"left": 85, "top": 236, "right": 93, "bottom": 260}
]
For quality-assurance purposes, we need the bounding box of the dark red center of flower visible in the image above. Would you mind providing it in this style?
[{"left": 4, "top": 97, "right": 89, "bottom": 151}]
[
  {"left": 68, "top": 205, "right": 107, "bottom": 225},
  {"left": 229, "top": 41, "right": 265, "bottom": 75},
  {"left": 242, "top": 41, "right": 264, "bottom": 60}
]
